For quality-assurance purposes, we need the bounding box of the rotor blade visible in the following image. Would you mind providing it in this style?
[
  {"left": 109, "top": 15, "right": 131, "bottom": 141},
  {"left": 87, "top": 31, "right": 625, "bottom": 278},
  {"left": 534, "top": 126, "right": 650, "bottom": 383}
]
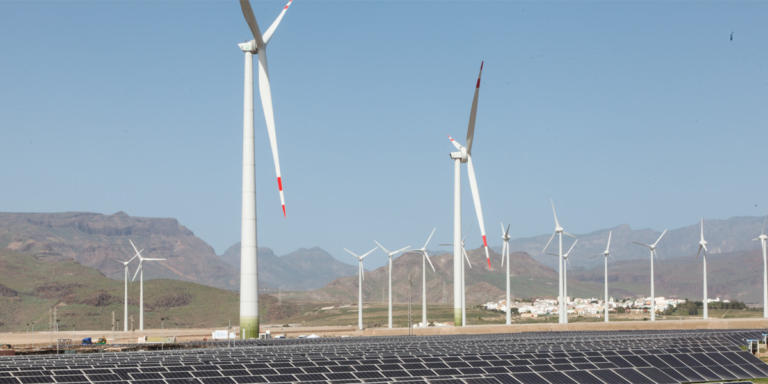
[
  {"left": 424, "top": 251, "right": 436, "bottom": 272},
  {"left": 565, "top": 239, "right": 579, "bottom": 256},
  {"left": 438, "top": 244, "right": 453, "bottom": 246},
  {"left": 653, "top": 229, "right": 668, "bottom": 247},
  {"left": 463, "top": 222, "right": 474, "bottom": 243},
  {"left": 373, "top": 240, "right": 390, "bottom": 255},
  {"left": 466, "top": 155, "right": 491, "bottom": 269},
  {"left": 763, "top": 216, "right": 767, "bottom": 236},
  {"left": 127, "top": 251, "right": 141, "bottom": 264},
  {"left": 239, "top": 0, "right": 265, "bottom": 48},
  {"left": 262, "top": 0, "right": 293, "bottom": 46},
  {"left": 550, "top": 199, "right": 560, "bottom": 229},
  {"left": 632, "top": 241, "right": 651, "bottom": 248},
  {"left": 256, "top": 49, "right": 286, "bottom": 217},
  {"left": 505, "top": 223, "right": 511, "bottom": 237},
  {"left": 424, "top": 228, "right": 437, "bottom": 249},
  {"left": 107, "top": 258, "right": 126, "bottom": 264},
  {"left": 360, "top": 246, "right": 379, "bottom": 259},
  {"left": 129, "top": 239, "right": 142, "bottom": 259},
  {"left": 566, "top": 257, "right": 571, "bottom": 269},
  {"left": 500, "top": 222, "right": 506, "bottom": 236},
  {"left": 143, "top": 258, "right": 166, "bottom": 261},
  {"left": 393, "top": 246, "right": 411, "bottom": 254},
  {"left": 563, "top": 231, "right": 577, "bottom": 239},
  {"left": 589, "top": 254, "right": 602, "bottom": 259},
  {"left": 465, "top": 61, "right": 483, "bottom": 156},
  {"left": 700, "top": 218, "right": 704, "bottom": 241},
  {"left": 653, "top": 249, "right": 661, "bottom": 265},
  {"left": 343, "top": 248, "right": 360, "bottom": 258},
  {"left": 606, "top": 231, "right": 612, "bottom": 253},
  {"left": 609, "top": 254, "right": 615, "bottom": 262},
  {"left": 501, "top": 242, "right": 506, "bottom": 267},
  {"left": 447, "top": 135, "right": 463, "bottom": 151},
  {"left": 463, "top": 247, "right": 472, "bottom": 268},
  {"left": 702, "top": 244, "right": 708, "bottom": 252},
  {"left": 546, "top": 253, "right": 561, "bottom": 257},
  {"left": 360, "top": 262, "right": 364, "bottom": 281},
  {"left": 131, "top": 262, "right": 143, "bottom": 282},
  {"left": 696, "top": 245, "right": 702, "bottom": 260},
  {"left": 542, "top": 232, "right": 557, "bottom": 253}
]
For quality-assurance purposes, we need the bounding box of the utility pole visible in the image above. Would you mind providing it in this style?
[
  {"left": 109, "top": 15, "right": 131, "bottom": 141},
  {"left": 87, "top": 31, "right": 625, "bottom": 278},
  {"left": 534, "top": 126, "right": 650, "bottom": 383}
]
[
  {"left": 111, "top": 311, "right": 115, "bottom": 343},
  {"left": 408, "top": 273, "right": 413, "bottom": 336}
]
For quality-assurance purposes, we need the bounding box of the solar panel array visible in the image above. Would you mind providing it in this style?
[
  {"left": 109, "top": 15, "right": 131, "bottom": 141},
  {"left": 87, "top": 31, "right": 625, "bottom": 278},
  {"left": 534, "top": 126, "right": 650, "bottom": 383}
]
[{"left": 1, "top": 329, "right": 768, "bottom": 384}]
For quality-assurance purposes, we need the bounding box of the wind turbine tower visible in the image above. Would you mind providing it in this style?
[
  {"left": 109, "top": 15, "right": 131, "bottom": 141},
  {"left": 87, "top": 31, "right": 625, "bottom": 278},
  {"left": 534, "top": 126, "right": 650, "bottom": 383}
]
[
  {"left": 590, "top": 231, "right": 614, "bottom": 322},
  {"left": 412, "top": 228, "right": 437, "bottom": 326},
  {"left": 696, "top": 219, "right": 710, "bottom": 319},
  {"left": 633, "top": 229, "right": 667, "bottom": 321},
  {"left": 500, "top": 223, "right": 511, "bottom": 325},
  {"left": 447, "top": 62, "right": 491, "bottom": 327},
  {"left": 237, "top": 0, "right": 293, "bottom": 339},
  {"left": 542, "top": 200, "right": 576, "bottom": 324},
  {"left": 129, "top": 240, "right": 166, "bottom": 331},
  {"left": 754, "top": 217, "right": 768, "bottom": 318},
  {"left": 344, "top": 247, "right": 377, "bottom": 330},
  {"left": 107, "top": 247, "right": 141, "bottom": 332},
  {"left": 374, "top": 241, "right": 410, "bottom": 329}
]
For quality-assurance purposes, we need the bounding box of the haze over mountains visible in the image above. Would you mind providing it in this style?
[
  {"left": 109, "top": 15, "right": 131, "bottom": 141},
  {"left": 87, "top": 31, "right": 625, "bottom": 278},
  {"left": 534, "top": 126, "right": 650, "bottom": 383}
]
[{"left": 1, "top": 211, "right": 765, "bottom": 303}]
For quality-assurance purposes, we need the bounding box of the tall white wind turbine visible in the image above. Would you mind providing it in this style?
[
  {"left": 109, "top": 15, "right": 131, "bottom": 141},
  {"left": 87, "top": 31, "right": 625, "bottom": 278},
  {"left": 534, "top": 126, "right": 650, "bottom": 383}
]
[
  {"left": 633, "top": 229, "right": 667, "bottom": 321},
  {"left": 500, "top": 223, "right": 512, "bottom": 325},
  {"left": 412, "top": 228, "right": 437, "bottom": 327},
  {"left": 107, "top": 247, "right": 141, "bottom": 332},
  {"left": 695, "top": 219, "right": 710, "bottom": 319},
  {"left": 542, "top": 200, "right": 577, "bottom": 324},
  {"left": 373, "top": 241, "right": 410, "bottom": 329},
  {"left": 447, "top": 62, "right": 491, "bottom": 327},
  {"left": 344, "top": 247, "right": 377, "bottom": 330},
  {"left": 547, "top": 239, "right": 578, "bottom": 312},
  {"left": 237, "top": 0, "right": 293, "bottom": 339},
  {"left": 754, "top": 217, "right": 768, "bottom": 318},
  {"left": 590, "top": 231, "right": 614, "bottom": 322},
  {"left": 129, "top": 240, "right": 166, "bottom": 331}
]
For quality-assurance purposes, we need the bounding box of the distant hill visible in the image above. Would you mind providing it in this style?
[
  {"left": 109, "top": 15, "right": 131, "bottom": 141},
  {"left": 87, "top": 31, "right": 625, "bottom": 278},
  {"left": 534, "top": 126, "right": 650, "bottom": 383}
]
[
  {"left": 219, "top": 244, "right": 358, "bottom": 291},
  {"left": 0, "top": 248, "right": 299, "bottom": 333},
  {"left": 302, "top": 247, "right": 603, "bottom": 304},
  {"left": 501, "top": 216, "right": 767, "bottom": 270}
]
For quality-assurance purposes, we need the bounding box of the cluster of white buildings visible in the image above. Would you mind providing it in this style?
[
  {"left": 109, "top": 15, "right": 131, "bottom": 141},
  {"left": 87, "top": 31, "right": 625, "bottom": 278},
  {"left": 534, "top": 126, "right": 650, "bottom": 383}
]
[{"left": 482, "top": 296, "right": 711, "bottom": 317}]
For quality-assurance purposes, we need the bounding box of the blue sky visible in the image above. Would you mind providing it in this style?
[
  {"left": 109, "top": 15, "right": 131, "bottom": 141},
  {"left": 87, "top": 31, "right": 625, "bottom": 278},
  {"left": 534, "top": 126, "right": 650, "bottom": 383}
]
[{"left": 1, "top": 1, "right": 767, "bottom": 269}]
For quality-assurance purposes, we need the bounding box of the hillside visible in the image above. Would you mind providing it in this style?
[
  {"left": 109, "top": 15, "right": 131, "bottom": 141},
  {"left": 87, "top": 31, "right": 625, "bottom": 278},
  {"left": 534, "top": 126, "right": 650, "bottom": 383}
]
[
  {"left": 502, "top": 216, "right": 767, "bottom": 270},
  {"left": 0, "top": 248, "right": 298, "bottom": 332},
  {"left": 571, "top": 248, "right": 766, "bottom": 303},
  {"left": 220, "top": 244, "right": 359, "bottom": 291},
  {"left": 302, "top": 247, "right": 602, "bottom": 304}
]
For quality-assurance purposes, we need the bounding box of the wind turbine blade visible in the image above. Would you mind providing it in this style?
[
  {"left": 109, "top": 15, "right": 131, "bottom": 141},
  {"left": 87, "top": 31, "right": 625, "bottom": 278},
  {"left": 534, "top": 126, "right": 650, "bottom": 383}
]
[
  {"left": 262, "top": 0, "right": 293, "bottom": 45},
  {"left": 129, "top": 239, "right": 142, "bottom": 259},
  {"left": 256, "top": 49, "right": 286, "bottom": 217},
  {"left": 373, "top": 241, "right": 390, "bottom": 255},
  {"left": 393, "top": 246, "right": 411, "bottom": 254},
  {"left": 501, "top": 242, "right": 506, "bottom": 267},
  {"left": 505, "top": 224, "right": 511, "bottom": 237},
  {"left": 424, "top": 228, "right": 437, "bottom": 249},
  {"left": 343, "top": 248, "right": 359, "bottom": 258},
  {"left": 501, "top": 222, "right": 506, "bottom": 236},
  {"left": 609, "top": 254, "right": 615, "bottom": 262},
  {"left": 653, "top": 249, "right": 661, "bottom": 264},
  {"left": 127, "top": 251, "right": 141, "bottom": 263},
  {"left": 467, "top": 155, "right": 491, "bottom": 269},
  {"left": 546, "top": 253, "right": 561, "bottom": 257},
  {"left": 550, "top": 199, "right": 560, "bottom": 228},
  {"left": 653, "top": 229, "right": 668, "bottom": 247},
  {"left": 606, "top": 231, "right": 612, "bottom": 253},
  {"left": 700, "top": 218, "right": 704, "bottom": 241},
  {"left": 360, "top": 246, "right": 379, "bottom": 259},
  {"left": 632, "top": 242, "right": 651, "bottom": 248},
  {"left": 463, "top": 222, "right": 474, "bottom": 243},
  {"left": 565, "top": 239, "right": 579, "bottom": 256},
  {"left": 465, "top": 61, "right": 483, "bottom": 156},
  {"left": 763, "top": 216, "right": 767, "bottom": 236},
  {"left": 563, "top": 232, "right": 577, "bottom": 239},
  {"left": 447, "top": 135, "right": 463, "bottom": 151},
  {"left": 463, "top": 247, "right": 472, "bottom": 268},
  {"left": 566, "top": 257, "right": 571, "bottom": 269},
  {"left": 702, "top": 244, "right": 708, "bottom": 252},
  {"left": 543, "top": 232, "right": 557, "bottom": 253},
  {"left": 143, "top": 258, "right": 166, "bottom": 261},
  {"left": 131, "top": 262, "right": 143, "bottom": 282},
  {"left": 589, "top": 254, "right": 602, "bottom": 259},
  {"left": 424, "top": 251, "right": 436, "bottom": 272},
  {"left": 696, "top": 245, "right": 702, "bottom": 260},
  {"left": 438, "top": 244, "right": 453, "bottom": 246},
  {"left": 239, "top": 0, "right": 265, "bottom": 48}
]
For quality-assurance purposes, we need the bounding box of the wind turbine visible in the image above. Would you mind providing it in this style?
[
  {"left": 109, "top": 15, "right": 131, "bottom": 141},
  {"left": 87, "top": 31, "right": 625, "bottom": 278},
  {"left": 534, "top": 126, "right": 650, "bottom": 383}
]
[
  {"left": 344, "top": 247, "right": 377, "bottom": 330},
  {"left": 373, "top": 241, "right": 410, "bottom": 329},
  {"left": 441, "top": 224, "right": 474, "bottom": 327},
  {"left": 695, "top": 219, "right": 710, "bottom": 319},
  {"left": 633, "top": 229, "right": 667, "bottom": 321},
  {"left": 447, "top": 63, "right": 491, "bottom": 328},
  {"left": 411, "top": 228, "right": 437, "bottom": 327},
  {"left": 590, "top": 231, "right": 614, "bottom": 323},
  {"left": 237, "top": 0, "right": 293, "bottom": 339},
  {"left": 107, "top": 247, "right": 141, "bottom": 332},
  {"left": 129, "top": 240, "right": 166, "bottom": 331},
  {"left": 500, "top": 223, "right": 512, "bottom": 325},
  {"left": 542, "top": 200, "right": 576, "bottom": 324},
  {"left": 754, "top": 217, "right": 768, "bottom": 318},
  {"left": 547, "top": 239, "right": 578, "bottom": 313}
]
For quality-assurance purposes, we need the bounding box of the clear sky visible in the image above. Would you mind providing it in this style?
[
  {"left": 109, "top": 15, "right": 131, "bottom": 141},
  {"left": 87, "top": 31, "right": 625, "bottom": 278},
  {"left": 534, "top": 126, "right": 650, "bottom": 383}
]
[{"left": 1, "top": 1, "right": 766, "bottom": 270}]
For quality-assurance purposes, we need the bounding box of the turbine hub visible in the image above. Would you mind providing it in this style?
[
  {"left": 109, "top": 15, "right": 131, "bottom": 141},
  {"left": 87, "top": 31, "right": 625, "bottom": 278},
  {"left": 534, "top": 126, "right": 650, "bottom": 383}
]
[
  {"left": 556, "top": 227, "right": 564, "bottom": 233},
  {"left": 761, "top": 235, "right": 768, "bottom": 241},
  {"left": 238, "top": 40, "right": 258, "bottom": 53}
]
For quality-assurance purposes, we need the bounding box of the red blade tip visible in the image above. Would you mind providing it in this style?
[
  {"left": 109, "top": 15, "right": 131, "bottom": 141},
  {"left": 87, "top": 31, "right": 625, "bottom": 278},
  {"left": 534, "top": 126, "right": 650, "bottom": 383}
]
[
  {"left": 282, "top": 205, "right": 286, "bottom": 218},
  {"left": 480, "top": 61, "right": 484, "bottom": 70}
]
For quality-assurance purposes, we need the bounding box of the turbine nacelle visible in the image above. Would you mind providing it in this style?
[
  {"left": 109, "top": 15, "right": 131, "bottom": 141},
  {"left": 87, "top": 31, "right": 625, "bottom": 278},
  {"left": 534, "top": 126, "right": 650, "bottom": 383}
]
[{"left": 238, "top": 40, "right": 258, "bottom": 53}]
